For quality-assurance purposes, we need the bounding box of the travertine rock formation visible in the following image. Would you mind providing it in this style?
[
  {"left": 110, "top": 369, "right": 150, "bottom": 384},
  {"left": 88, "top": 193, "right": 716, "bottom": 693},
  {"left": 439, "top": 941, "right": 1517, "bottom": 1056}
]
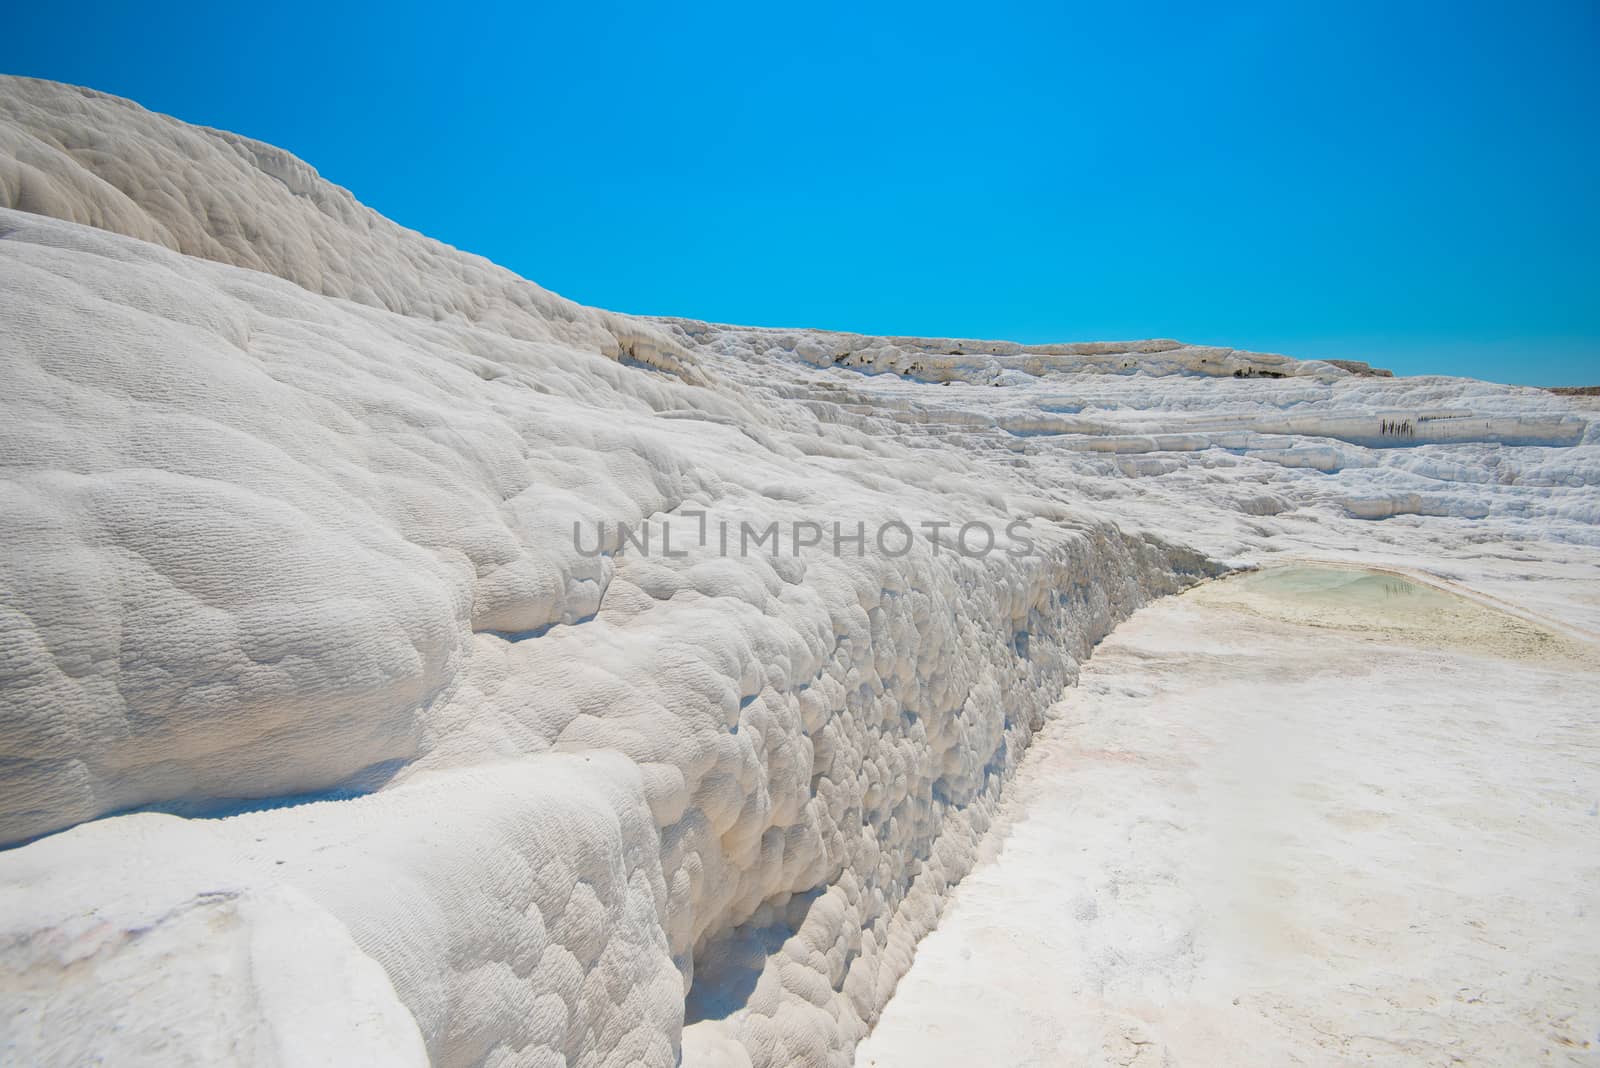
[{"left": 1, "top": 77, "right": 1596, "bottom": 1066}]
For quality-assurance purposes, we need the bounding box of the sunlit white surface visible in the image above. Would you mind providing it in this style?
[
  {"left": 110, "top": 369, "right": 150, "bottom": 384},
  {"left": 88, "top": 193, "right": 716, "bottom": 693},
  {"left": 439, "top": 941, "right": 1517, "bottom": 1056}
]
[{"left": 1, "top": 76, "right": 1596, "bottom": 1067}]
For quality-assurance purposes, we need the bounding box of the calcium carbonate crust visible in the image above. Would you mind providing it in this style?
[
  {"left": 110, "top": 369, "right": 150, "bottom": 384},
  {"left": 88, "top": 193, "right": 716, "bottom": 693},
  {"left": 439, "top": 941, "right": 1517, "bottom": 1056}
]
[{"left": 1, "top": 76, "right": 1597, "bottom": 1067}]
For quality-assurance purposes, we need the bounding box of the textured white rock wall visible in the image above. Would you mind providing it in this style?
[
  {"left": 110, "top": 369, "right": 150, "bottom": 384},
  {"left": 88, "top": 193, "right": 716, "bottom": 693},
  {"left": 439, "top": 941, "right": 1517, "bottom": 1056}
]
[
  {"left": 0, "top": 80, "right": 1216, "bottom": 1066},
  {"left": 1, "top": 754, "right": 677, "bottom": 1066}
]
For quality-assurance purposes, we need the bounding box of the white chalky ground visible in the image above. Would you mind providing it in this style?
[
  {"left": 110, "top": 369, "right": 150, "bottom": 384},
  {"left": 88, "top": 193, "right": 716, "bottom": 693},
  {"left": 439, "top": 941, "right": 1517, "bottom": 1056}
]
[{"left": 857, "top": 566, "right": 1600, "bottom": 1067}]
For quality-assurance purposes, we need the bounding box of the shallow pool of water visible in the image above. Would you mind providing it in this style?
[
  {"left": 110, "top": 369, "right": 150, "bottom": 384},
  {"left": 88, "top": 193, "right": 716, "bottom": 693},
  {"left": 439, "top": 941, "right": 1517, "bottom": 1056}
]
[
  {"left": 1194, "top": 564, "right": 1583, "bottom": 663},
  {"left": 1227, "top": 566, "right": 1454, "bottom": 614}
]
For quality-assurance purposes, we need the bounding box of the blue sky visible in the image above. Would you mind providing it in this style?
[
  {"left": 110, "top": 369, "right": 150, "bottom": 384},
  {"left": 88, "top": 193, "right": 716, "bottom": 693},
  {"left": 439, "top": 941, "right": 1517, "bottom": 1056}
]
[{"left": 6, "top": 1, "right": 1598, "bottom": 384}]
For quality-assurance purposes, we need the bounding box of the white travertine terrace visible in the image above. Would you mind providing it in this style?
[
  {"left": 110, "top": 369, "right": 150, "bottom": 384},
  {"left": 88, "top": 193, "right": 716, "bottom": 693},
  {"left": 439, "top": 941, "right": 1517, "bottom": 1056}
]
[{"left": 0, "top": 76, "right": 1596, "bottom": 1066}]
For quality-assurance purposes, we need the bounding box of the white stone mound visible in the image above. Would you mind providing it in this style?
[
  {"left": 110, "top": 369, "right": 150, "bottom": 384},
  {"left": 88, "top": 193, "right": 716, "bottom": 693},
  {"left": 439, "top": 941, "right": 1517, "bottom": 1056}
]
[{"left": 1, "top": 76, "right": 1597, "bottom": 1066}]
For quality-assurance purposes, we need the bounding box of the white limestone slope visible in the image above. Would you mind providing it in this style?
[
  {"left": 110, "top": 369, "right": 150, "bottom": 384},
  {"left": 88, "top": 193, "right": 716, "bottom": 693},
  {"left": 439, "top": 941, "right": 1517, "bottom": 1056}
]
[{"left": 0, "top": 76, "right": 1596, "bottom": 1066}]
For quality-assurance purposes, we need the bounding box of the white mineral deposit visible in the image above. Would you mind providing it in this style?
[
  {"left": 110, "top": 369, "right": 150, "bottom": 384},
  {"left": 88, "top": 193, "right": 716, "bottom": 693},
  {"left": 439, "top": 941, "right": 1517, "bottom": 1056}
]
[{"left": 0, "top": 76, "right": 1596, "bottom": 1067}]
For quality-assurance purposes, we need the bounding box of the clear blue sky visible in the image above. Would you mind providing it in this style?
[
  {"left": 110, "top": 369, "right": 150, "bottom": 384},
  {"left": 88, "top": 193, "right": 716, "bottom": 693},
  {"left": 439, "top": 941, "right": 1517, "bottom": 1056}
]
[{"left": 6, "top": 1, "right": 1598, "bottom": 383}]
